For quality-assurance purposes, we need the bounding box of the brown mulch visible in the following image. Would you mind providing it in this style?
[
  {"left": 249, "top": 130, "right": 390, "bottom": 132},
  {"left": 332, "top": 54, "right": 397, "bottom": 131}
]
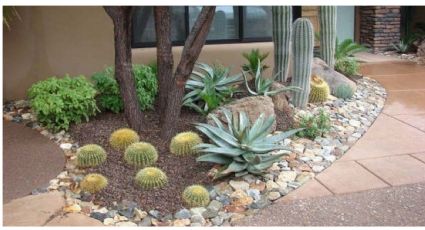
[{"left": 69, "top": 101, "right": 294, "bottom": 214}]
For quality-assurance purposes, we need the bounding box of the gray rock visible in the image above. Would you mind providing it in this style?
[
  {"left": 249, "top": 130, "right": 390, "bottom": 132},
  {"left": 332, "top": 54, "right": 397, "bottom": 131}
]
[
  {"left": 190, "top": 207, "right": 206, "bottom": 216},
  {"left": 268, "top": 192, "right": 281, "bottom": 201},
  {"left": 174, "top": 208, "right": 191, "bottom": 219},
  {"left": 229, "top": 180, "right": 249, "bottom": 191},
  {"left": 191, "top": 214, "right": 206, "bottom": 225},
  {"left": 216, "top": 195, "right": 231, "bottom": 205},
  {"left": 106, "top": 210, "right": 118, "bottom": 218},
  {"left": 211, "top": 216, "right": 224, "bottom": 226},
  {"left": 190, "top": 223, "right": 202, "bottom": 227},
  {"left": 250, "top": 197, "right": 271, "bottom": 209},
  {"left": 246, "top": 189, "right": 261, "bottom": 201},
  {"left": 149, "top": 210, "right": 161, "bottom": 219},
  {"left": 207, "top": 200, "right": 223, "bottom": 213},
  {"left": 90, "top": 212, "right": 107, "bottom": 222},
  {"left": 138, "top": 216, "right": 152, "bottom": 226}
]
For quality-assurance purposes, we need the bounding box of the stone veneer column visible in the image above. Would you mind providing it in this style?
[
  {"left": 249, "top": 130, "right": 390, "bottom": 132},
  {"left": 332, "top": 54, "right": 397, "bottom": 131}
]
[{"left": 359, "top": 6, "right": 401, "bottom": 53}]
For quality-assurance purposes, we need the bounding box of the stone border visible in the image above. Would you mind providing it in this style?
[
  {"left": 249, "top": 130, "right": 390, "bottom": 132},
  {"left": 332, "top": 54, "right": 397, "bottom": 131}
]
[{"left": 3, "top": 76, "right": 386, "bottom": 226}]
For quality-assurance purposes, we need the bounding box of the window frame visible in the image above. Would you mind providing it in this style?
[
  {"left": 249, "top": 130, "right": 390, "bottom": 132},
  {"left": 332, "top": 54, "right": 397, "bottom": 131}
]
[{"left": 131, "top": 6, "right": 300, "bottom": 48}]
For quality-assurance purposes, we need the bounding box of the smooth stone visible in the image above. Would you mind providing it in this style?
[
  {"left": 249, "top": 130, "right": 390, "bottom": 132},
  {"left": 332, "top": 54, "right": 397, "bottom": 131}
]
[
  {"left": 268, "top": 192, "right": 281, "bottom": 201},
  {"left": 174, "top": 208, "right": 191, "bottom": 219},
  {"left": 60, "top": 143, "right": 73, "bottom": 150},
  {"left": 103, "top": 218, "right": 115, "bottom": 226},
  {"left": 138, "top": 216, "right": 152, "bottom": 226},
  {"left": 216, "top": 195, "right": 231, "bottom": 205},
  {"left": 106, "top": 210, "right": 118, "bottom": 218},
  {"left": 149, "top": 210, "right": 161, "bottom": 219},
  {"left": 250, "top": 197, "right": 271, "bottom": 209},
  {"left": 312, "top": 165, "right": 325, "bottom": 173},
  {"left": 190, "top": 207, "right": 207, "bottom": 216},
  {"left": 265, "top": 180, "right": 279, "bottom": 191},
  {"left": 246, "top": 189, "right": 261, "bottom": 201},
  {"left": 134, "top": 208, "right": 147, "bottom": 221},
  {"left": 190, "top": 214, "right": 206, "bottom": 225},
  {"left": 116, "top": 221, "right": 137, "bottom": 227},
  {"left": 90, "top": 212, "right": 107, "bottom": 222},
  {"left": 278, "top": 171, "right": 297, "bottom": 182},
  {"left": 173, "top": 219, "right": 190, "bottom": 227},
  {"left": 211, "top": 216, "right": 224, "bottom": 226},
  {"left": 229, "top": 180, "right": 250, "bottom": 191},
  {"left": 207, "top": 200, "right": 223, "bottom": 213}
]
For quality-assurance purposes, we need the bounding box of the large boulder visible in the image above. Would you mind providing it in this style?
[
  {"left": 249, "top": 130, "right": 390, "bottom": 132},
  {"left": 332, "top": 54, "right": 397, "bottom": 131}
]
[
  {"left": 207, "top": 96, "right": 276, "bottom": 132},
  {"left": 269, "top": 82, "right": 295, "bottom": 130},
  {"left": 311, "top": 58, "right": 357, "bottom": 95}
]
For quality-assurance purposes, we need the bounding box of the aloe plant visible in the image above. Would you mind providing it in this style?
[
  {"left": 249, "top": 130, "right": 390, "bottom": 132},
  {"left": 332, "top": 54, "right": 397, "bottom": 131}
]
[
  {"left": 242, "top": 49, "right": 269, "bottom": 76},
  {"left": 242, "top": 59, "right": 300, "bottom": 97},
  {"left": 183, "top": 63, "right": 243, "bottom": 115},
  {"left": 195, "top": 109, "right": 302, "bottom": 178}
]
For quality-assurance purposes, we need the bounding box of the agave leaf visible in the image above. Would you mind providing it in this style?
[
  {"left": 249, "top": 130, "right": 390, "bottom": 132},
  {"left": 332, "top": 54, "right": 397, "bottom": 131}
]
[
  {"left": 196, "top": 123, "right": 239, "bottom": 147},
  {"left": 244, "top": 113, "right": 265, "bottom": 143},
  {"left": 241, "top": 152, "right": 256, "bottom": 163},
  {"left": 197, "top": 153, "right": 233, "bottom": 164},
  {"left": 235, "top": 171, "right": 249, "bottom": 177},
  {"left": 193, "top": 143, "right": 218, "bottom": 149},
  {"left": 195, "top": 125, "right": 232, "bottom": 147},
  {"left": 197, "top": 147, "right": 246, "bottom": 157},
  {"left": 184, "top": 102, "right": 208, "bottom": 115},
  {"left": 221, "top": 109, "right": 234, "bottom": 136},
  {"left": 254, "top": 59, "right": 262, "bottom": 90},
  {"left": 233, "top": 156, "right": 246, "bottom": 163},
  {"left": 264, "top": 128, "right": 304, "bottom": 144},
  {"left": 183, "top": 89, "right": 202, "bottom": 101},
  {"left": 221, "top": 161, "right": 248, "bottom": 174},
  {"left": 245, "top": 143, "right": 289, "bottom": 153},
  {"left": 209, "top": 113, "right": 226, "bottom": 130},
  {"left": 247, "top": 115, "right": 275, "bottom": 142},
  {"left": 242, "top": 71, "right": 258, "bottom": 96}
]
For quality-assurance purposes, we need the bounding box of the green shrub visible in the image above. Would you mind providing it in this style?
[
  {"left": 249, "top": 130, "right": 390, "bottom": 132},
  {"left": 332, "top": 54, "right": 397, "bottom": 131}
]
[
  {"left": 334, "top": 84, "right": 355, "bottom": 99},
  {"left": 91, "top": 64, "right": 158, "bottom": 113},
  {"left": 183, "top": 63, "right": 243, "bottom": 115},
  {"left": 195, "top": 109, "right": 302, "bottom": 178},
  {"left": 27, "top": 75, "right": 98, "bottom": 132},
  {"left": 335, "top": 57, "right": 360, "bottom": 76},
  {"left": 296, "top": 109, "right": 331, "bottom": 139}
]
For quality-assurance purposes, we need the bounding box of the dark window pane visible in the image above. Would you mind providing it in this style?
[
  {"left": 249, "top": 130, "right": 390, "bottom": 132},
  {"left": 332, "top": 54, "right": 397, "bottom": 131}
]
[
  {"left": 188, "top": 6, "right": 239, "bottom": 40},
  {"left": 243, "top": 6, "right": 272, "bottom": 39},
  {"left": 132, "top": 6, "right": 186, "bottom": 45}
]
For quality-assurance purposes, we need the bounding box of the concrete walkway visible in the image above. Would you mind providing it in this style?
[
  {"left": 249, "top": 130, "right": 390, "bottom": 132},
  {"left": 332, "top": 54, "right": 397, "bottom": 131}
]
[
  {"left": 237, "top": 60, "right": 425, "bottom": 226},
  {"left": 3, "top": 122, "right": 64, "bottom": 203}
]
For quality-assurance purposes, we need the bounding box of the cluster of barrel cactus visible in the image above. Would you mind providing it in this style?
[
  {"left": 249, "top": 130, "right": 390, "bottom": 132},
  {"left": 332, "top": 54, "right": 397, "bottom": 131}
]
[{"left": 309, "top": 75, "right": 330, "bottom": 103}]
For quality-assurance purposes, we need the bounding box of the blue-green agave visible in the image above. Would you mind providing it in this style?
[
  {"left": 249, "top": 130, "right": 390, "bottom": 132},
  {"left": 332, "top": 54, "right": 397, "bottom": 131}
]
[
  {"left": 183, "top": 63, "right": 243, "bottom": 115},
  {"left": 194, "top": 109, "right": 303, "bottom": 178},
  {"left": 242, "top": 59, "right": 300, "bottom": 97}
]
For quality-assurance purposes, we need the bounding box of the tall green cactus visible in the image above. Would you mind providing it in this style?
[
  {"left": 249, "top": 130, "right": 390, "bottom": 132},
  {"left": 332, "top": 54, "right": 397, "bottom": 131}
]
[
  {"left": 319, "top": 6, "right": 337, "bottom": 69},
  {"left": 291, "top": 18, "right": 314, "bottom": 108},
  {"left": 272, "top": 6, "right": 292, "bottom": 82}
]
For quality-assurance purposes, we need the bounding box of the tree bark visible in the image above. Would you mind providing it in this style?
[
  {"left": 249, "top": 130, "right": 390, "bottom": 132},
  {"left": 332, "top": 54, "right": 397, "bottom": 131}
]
[
  {"left": 104, "top": 6, "right": 144, "bottom": 132},
  {"left": 160, "top": 6, "right": 216, "bottom": 141},
  {"left": 154, "top": 6, "right": 174, "bottom": 119}
]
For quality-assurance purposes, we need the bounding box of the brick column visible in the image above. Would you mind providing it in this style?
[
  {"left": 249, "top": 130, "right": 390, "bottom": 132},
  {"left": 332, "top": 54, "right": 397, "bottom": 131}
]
[{"left": 359, "top": 6, "right": 401, "bottom": 53}]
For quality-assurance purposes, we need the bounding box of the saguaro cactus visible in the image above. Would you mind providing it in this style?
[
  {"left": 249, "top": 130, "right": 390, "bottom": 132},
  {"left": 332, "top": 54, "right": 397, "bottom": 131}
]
[
  {"left": 291, "top": 18, "right": 314, "bottom": 108},
  {"left": 272, "top": 6, "right": 292, "bottom": 82},
  {"left": 319, "top": 6, "right": 337, "bottom": 69}
]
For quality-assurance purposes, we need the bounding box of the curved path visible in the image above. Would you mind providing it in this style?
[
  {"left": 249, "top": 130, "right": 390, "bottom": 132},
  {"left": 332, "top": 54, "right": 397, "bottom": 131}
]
[
  {"left": 237, "top": 60, "right": 425, "bottom": 226},
  {"left": 3, "top": 122, "right": 65, "bottom": 203}
]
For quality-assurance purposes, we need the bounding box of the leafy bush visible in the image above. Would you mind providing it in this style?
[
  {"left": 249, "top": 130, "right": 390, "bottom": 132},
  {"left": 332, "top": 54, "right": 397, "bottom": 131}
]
[
  {"left": 28, "top": 75, "right": 98, "bottom": 132},
  {"left": 91, "top": 64, "right": 158, "bottom": 113},
  {"left": 183, "top": 63, "right": 243, "bottom": 115},
  {"left": 195, "top": 109, "right": 302, "bottom": 178},
  {"left": 243, "top": 59, "right": 300, "bottom": 96},
  {"left": 242, "top": 49, "right": 269, "bottom": 75},
  {"left": 335, "top": 38, "right": 368, "bottom": 60},
  {"left": 296, "top": 109, "right": 331, "bottom": 139},
  {"left": 335, "top": 57, "right": 360, "bottom": 76}
]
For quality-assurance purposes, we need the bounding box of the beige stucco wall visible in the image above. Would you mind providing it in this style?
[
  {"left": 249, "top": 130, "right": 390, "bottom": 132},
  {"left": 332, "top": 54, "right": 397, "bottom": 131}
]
[{"left": 3, "top": 6, "right": 274, "bottom": 101}]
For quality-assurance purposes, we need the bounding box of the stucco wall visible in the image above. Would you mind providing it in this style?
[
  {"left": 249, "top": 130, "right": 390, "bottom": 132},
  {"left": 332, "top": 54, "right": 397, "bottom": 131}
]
[{"left": 3, "top": 6, "right": 274, "bottom": 101}]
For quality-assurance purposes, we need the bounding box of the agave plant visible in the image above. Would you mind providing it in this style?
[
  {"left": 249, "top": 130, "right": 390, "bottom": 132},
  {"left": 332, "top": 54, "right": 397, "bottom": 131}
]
[
  {"left": 391, "top": 35, "right": 416, "bottom": 54},
  {"left": 183, "top": 63, "right": 243, "bottom": 115},
  {"left": 242, "top": 59, "right": 300, "bottom": 96},
  {"left": 242, "top": 49, "right": 269, "bottom": 75},
  {"left": 195, "top": 109, "right": 302, "bottom": 178},
  {"left": 335, "top": 38, "right": 368, "bottom": 60}
]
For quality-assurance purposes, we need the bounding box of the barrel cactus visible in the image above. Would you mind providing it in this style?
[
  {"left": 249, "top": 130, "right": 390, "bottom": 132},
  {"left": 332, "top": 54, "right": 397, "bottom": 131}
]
[
  {"left": 309, "top": 75, "right": 330, "bottom": 103},
  {"left": 272, "top": 6, "right": 292, "bottom": 82},
  {"left": 109, "top": 128, "right": 140, "bottom": 151},
  {"left": 319, "top": 6, "right": 337, "bottom": 69},
  {"left": 170, "top": 131, "right": 203, "bottom": 156},
  {"left": 182, "top": 185, "right": 210, "bottom": 207},
  {"left": 76, "top": 144, "right": 107, "bottom": 168},
  {"left": 334, "top": 84, "right": 355, "bottom": 99},
  {"left": 135, "top": 167, "right": 168, "bottom": 189},
  {"left": 290, "top": 18, "right": 314, "bottom": 108},
  {"left": 124, "top": 142, "right": 158, "bottom": 167},
  {"left": 80, "top": 173, "right": 108, "bottom": 194}
]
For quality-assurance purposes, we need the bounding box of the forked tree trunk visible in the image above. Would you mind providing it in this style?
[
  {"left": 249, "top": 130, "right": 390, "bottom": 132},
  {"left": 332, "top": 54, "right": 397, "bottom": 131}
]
[
  {"left": 154, "top": 6, "right": 174, "bottom": 119},
  {"left": 160, "top": 6, "right": 216, "bottom": 141},
  {"left": 104, "top": 6, "right": 144, "bottom": 132}
]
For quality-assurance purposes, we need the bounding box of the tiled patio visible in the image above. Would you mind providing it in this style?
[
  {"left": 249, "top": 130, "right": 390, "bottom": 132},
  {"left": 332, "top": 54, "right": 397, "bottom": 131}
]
[{"left": 237, "top": 60, "right": 425, "bottom": 225}]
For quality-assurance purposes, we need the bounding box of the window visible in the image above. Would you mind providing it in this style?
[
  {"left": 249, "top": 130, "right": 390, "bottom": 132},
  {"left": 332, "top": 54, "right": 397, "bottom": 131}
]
[{"left": 132, "top": 6, "right": 298, "bottom": 48}]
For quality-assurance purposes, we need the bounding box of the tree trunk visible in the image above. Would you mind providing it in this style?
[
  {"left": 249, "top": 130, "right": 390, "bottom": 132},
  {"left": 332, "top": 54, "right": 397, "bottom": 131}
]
[
  {"left": 154, "top": 6, "right": 174, "bottom": 118},
  {"left": 104, "top": 6, "right": 144, "bottom": 132},
  {"left": 160, "top": 6, "right": 216, "bottom": 141}
]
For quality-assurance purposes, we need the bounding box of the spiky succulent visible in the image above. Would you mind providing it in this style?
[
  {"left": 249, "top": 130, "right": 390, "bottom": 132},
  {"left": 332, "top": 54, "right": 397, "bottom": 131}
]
[
  {"left": 242, "top": 49, "right": 269, "bottom": 75},
  {"left": 309, "top": 75, "right": 330, "bottom": 103},
  {"left": 243, "top": 59, "right": 300, "bottom": 97},
  {"left": 170, "top": 132, "right": 203, "bottom": 156},
  {"left": 76, "top": 144, "right": 107, "bottom": 168},
  {"left": 109, "top": 128, "right": 140, "bottom": 151},
  {"left": 182, "top": 185, "right": 210, "bottom": 207},
  {"left": 80, "top": 173, "right": 108, "bottom": 194},
  {"left": 124, "top": 142, "right": 158, "bottom": 167},
  {"left": 195, "top": 109, "right": 303, "bottom": 178},
  {"left": 334, "top": 84, "right": 355, "bottom": 99},
  {"left": 183, "top": 63, "right": 243, "bottom": 115},
  {"left": 135, "top": 167, "right": 168, "bottom": 189}
]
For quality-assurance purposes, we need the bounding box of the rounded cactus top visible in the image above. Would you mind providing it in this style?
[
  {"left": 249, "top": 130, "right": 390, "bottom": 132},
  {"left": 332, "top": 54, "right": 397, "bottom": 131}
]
[
  {"left": 109, "top": 128, "right": 140, "bottom": 151},
  {"left": 311, "top": 74, "right": 326, "bottom": 85},
  {"left": 78, "top": 144, "right": 106, "bottom": 155},
  {"left": 80, "top": 173, "right": 108, "bottom": 194},
  {"left": 170, "top": 131, "right": 203, "bottom": 156},
  {"left": 182, "top": 184, "right": 210, "bottom": 207},
  {"left": 135, "top": 167, "right": 168, "bottom": 189}
]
